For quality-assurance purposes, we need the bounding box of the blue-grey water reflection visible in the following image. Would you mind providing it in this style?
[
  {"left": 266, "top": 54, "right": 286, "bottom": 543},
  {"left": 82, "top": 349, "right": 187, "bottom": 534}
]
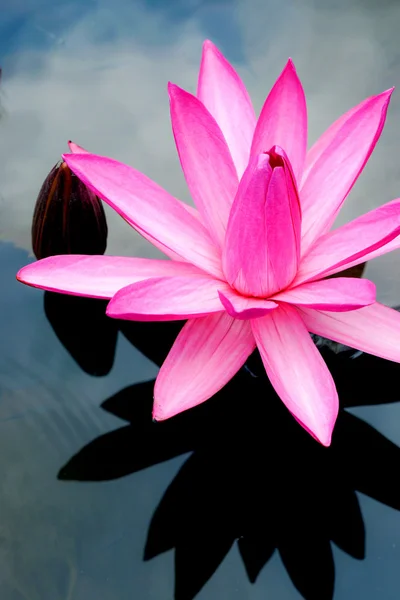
[{"left": 2, "top": 0, "right": 400, "bottom": 599}]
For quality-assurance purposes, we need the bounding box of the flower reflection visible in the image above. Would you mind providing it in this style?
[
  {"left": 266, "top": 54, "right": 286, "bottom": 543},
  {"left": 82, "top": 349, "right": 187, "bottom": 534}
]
[{"left": 56, "top": 313, "right": 400, "bottom": 600}]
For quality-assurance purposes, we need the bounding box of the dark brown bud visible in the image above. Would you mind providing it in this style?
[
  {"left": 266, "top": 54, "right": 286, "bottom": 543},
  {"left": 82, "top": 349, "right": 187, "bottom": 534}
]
[{"left": 32, "top": 160, "right": 108, "bottom": 259}]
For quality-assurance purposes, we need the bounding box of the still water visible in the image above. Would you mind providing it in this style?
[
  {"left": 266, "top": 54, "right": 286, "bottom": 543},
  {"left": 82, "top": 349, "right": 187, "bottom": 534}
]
[{"left": 2, "top": 1, "right": 400, "bottom": 598}]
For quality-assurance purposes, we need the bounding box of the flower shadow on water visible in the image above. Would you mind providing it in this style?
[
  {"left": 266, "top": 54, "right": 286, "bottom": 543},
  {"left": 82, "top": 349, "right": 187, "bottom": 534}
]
[
  {"left": 44, "top": 292, "right": 118, "bottom": 376},
  {"left": 52, "top": 301, "right": 400, "bottom": 600}
]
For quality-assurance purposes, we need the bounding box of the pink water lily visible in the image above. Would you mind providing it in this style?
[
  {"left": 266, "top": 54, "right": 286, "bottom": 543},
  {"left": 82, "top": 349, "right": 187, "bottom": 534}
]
[{"left": 17, "top": 40, "right": 400, "bottom": 446}]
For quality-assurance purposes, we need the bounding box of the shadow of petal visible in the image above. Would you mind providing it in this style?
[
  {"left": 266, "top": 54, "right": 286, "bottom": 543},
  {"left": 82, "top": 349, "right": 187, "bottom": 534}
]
[{"left": 44, "top": 292, "right": 117, "bottom": 376}]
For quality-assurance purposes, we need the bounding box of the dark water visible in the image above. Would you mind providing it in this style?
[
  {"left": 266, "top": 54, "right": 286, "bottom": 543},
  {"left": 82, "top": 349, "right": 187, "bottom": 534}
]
[{"left": 2, "top": 0, "right": 400, "bottom": 598}]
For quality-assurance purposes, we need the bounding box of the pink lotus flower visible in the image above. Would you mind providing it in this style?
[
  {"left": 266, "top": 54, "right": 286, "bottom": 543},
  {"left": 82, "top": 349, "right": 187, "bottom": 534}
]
[{"left": 17, "top": 41, "right": 400, "bottom": 446}]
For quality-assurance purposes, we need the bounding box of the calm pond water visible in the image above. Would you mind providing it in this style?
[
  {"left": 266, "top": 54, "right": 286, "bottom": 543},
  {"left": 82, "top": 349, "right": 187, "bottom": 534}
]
[{"left": 2, "top": 1, "right": 400, "bottom": 599}]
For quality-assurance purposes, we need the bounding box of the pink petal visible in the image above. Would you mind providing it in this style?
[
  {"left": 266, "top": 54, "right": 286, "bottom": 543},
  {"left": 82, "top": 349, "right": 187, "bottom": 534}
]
[
  {"left": 135, "top": 202, "right": 203, "bottom": 263},
  {"left": 67, "top": 140, "right": 201, "bottom": 223},
  {"left": 169, "top": 83, "right": 239, "bottom": 248},
  {"left": 343, "top": 234, "right": 400, "bottom": 270},
  {"left": 223, "top": 148, "right": 301, "bottom": 297},
  {"left": 300, "top": 89, "right": 393, "bottom": 254},
  {"left": 296, "top": 198, "right": 400, "bottom": 284},
  {"left": 251, "top": 59, "right": 307, "bottom": 185},
  {"left": 299, "top": 302, "right": 400, "bottom": 363},
  {"left": 327, "top": 223, "right": 400, "bottom": 276},
  {"left": 106, "top": 275, "right": 231, "bottom": 321},
  {"left": 197, "top": 40, "right": 256, "bottom": 178},
  {"left": 63, "top": 153, "right": 223, "bottom": 278},
  {"left": 272, "top": 277, "right": 376, "bottom": 311},
  {"left": 252, "top": 304, "right": 338, "bottom": 446},
  {"left": 65, "top": 143, "right": 202, "bottom": 261},
  {"left": 153, "top": 312, "right": 255, "bottom": 419},
  {"left": 301, "top": 96, "right": 371, "bottom": 185},
  {"left": 16, "top": 255, "right": 205, "bottom": 299},
  {"left": 218, "top": 289, "right": 277, "bottom": 320},
  {"left": 68, "top": 140, "right": 89, "bottom": 154}
]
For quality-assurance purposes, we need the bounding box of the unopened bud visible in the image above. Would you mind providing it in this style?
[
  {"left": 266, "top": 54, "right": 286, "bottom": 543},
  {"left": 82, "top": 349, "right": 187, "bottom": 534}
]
[{"left": 32, "top": 160, "right": 108, "bottom": 259}]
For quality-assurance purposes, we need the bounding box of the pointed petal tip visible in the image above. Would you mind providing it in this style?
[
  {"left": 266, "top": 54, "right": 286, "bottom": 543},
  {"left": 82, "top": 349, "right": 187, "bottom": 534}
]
[
  {"left": 287, "top": 57, "right": 295, "bottom": 68},
  {"left": 255, "top": 152, "right": 272, "bottom": 170},
  {"left": 202, "top": 39, "right": 223, "bottom": 60},
  {"left": 203, "top": 39, "right": 216, "bottom": 52},
  {"left": 375, "top": 87, "right": 394, "bottom": 109},
  {"left": 218, "top": 290, "right": 277, "bottom": 319},
  {"left": 67, "top": 140, "right": 89, "bottom": 154},
  {"left": 16, "top": 263, "right": 36, "bottom": 286},
  {"left": 105, "top": 303, "right": 118, "bottom": 319},
  {"left": 168, "top": 82, "right": 190, "bottom": 102},
  {"left": 318, "top": 429, "right": 333, "bottom": 447},
  {"left": 378, "top": 87, "right": 394, "bottom": 107},
  {"left": 16, "top": 269, "right": 26, "bottom": 285},
  {"left": 152, "top": 407, "right": 161, "bottom": 421},
  {"left": 167, "top": 81, "right": 175, "bottom": 98},
  {"left": 289, "top": 388, "right": 337, "bottom": 447},
  {"left": 299, "top": 413, "right": 335, "bottom": 447},
  {"left": 282, "top": 58, "right": 297, "bottom": 73},
  {"left": 167, "top": 81, "right": 181, "bottom": 97},
  {"left": 299, "top": 390, "right": 338, "bottom": 448},
  {"left": 316, "top": 406, "right": 338, "bottom": 446},
  {"left": 320, "top": 418, "right": 336, "bottom": 446},
  {"left": 105, "top": 294, "right": 135, "bottom": 320},
  {"left": 269, "top": 144, "right": 284, "bottom": 156},
  {"left": 152, "top": 402, "right": 175, "bottom": 422},
  {"left": 153, "top": 382, "right": 215, "bottom": 421}
]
